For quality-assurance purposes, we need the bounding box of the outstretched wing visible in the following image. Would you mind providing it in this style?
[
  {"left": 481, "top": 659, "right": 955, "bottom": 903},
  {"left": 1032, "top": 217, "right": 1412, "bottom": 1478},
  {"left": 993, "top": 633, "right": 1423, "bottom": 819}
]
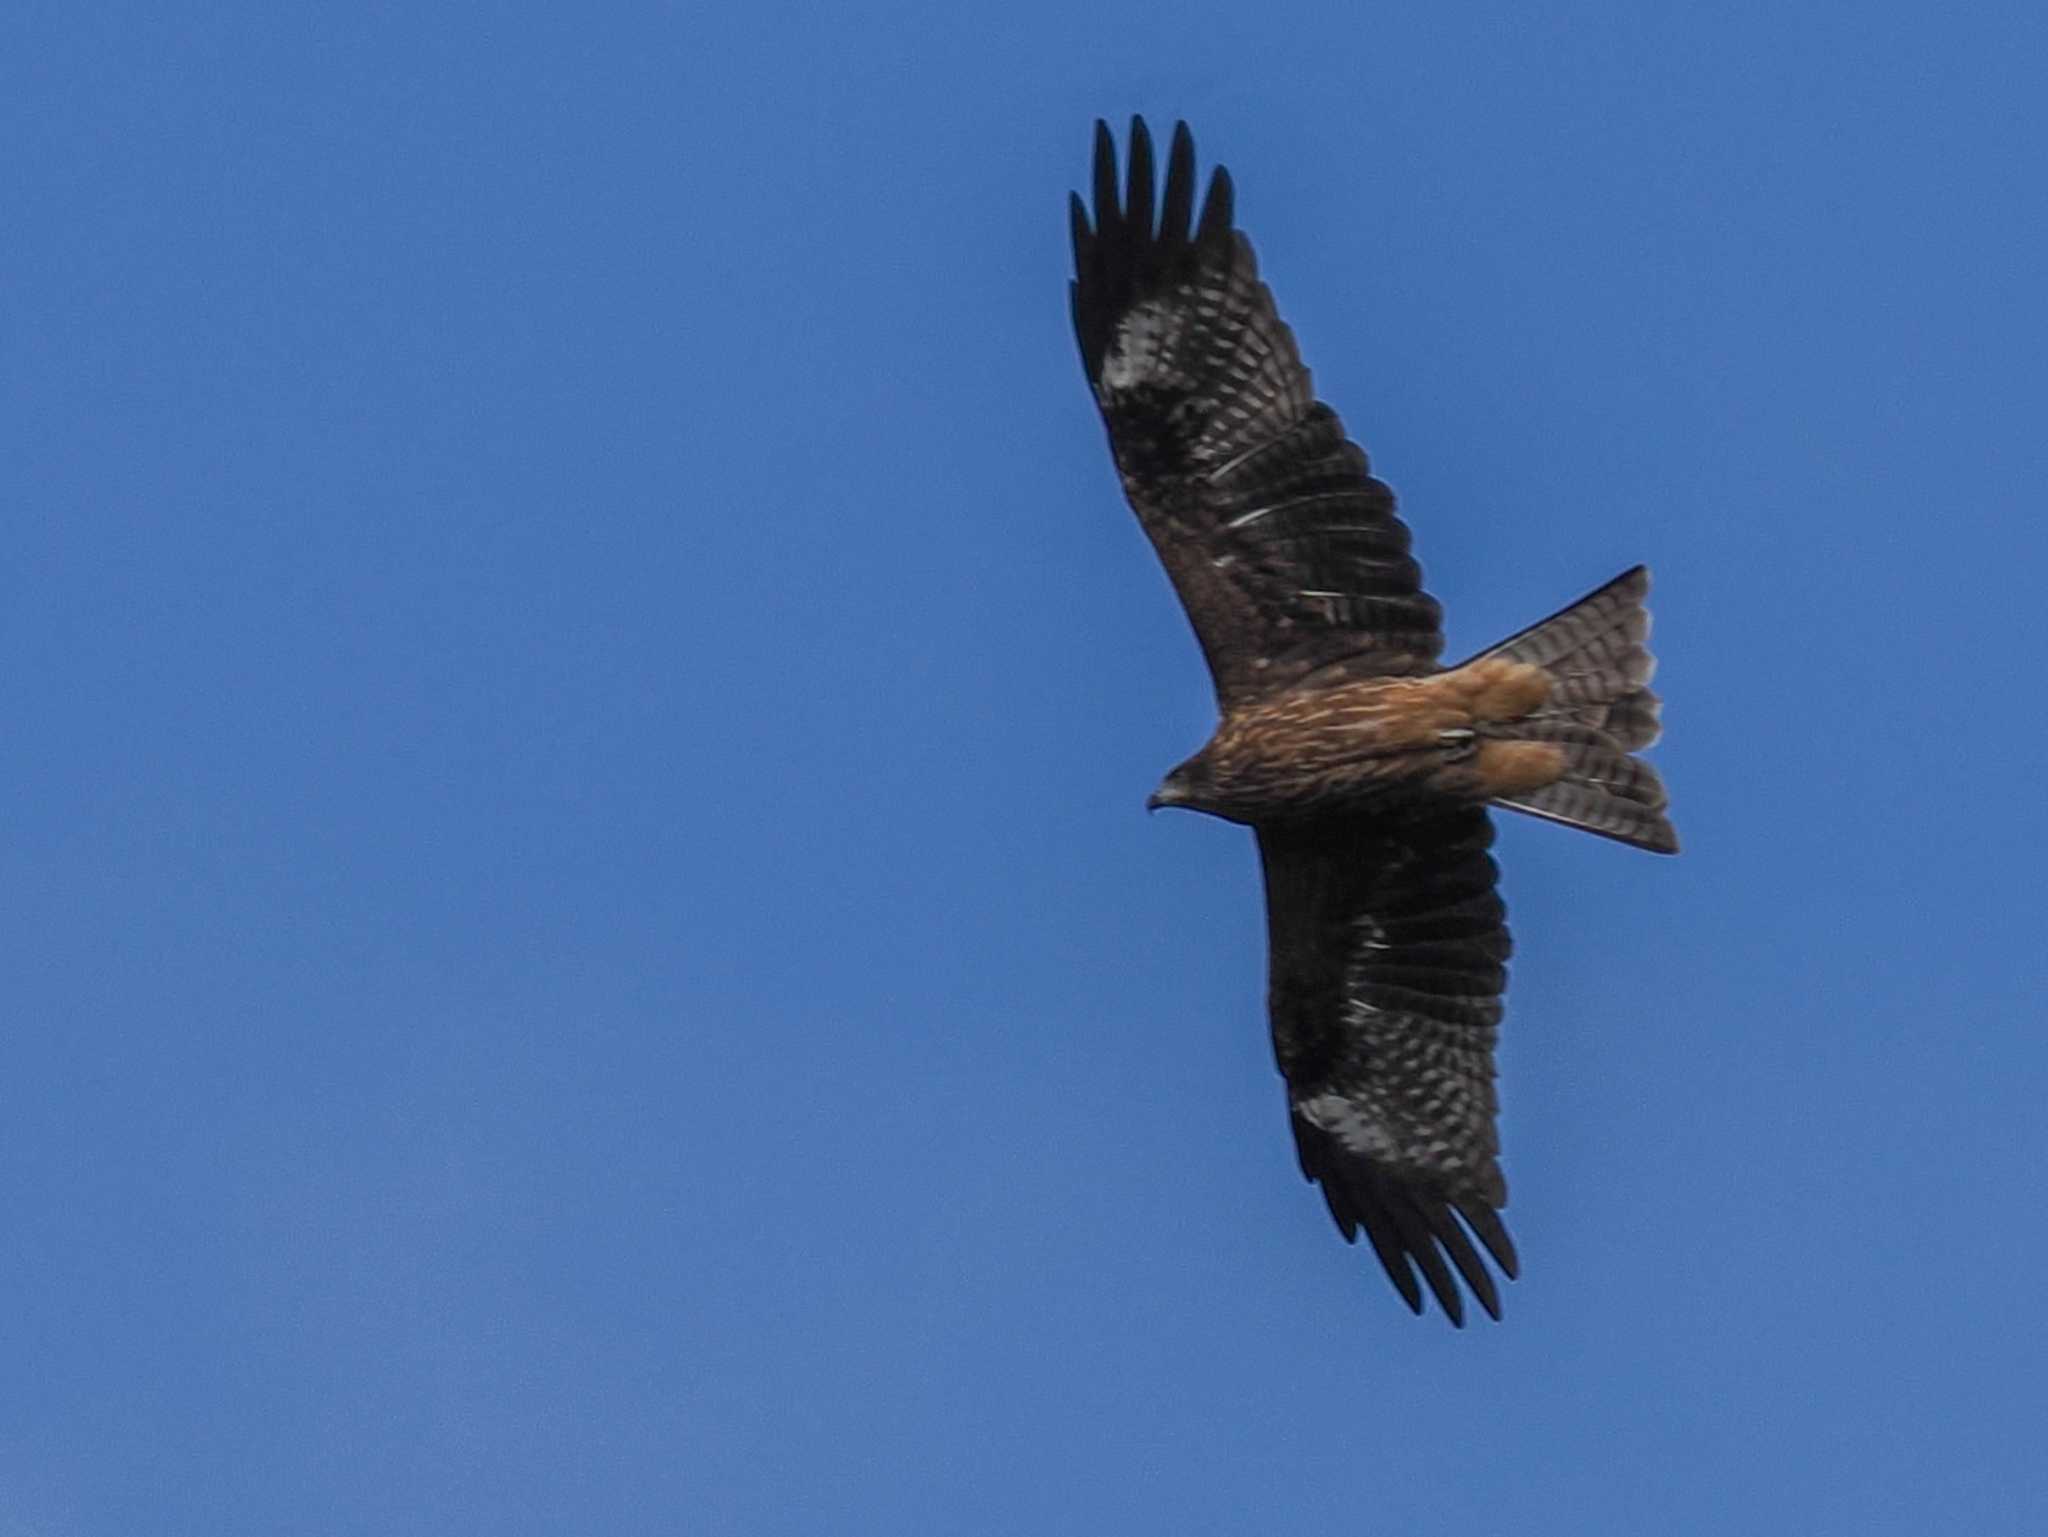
[
  {"left": 1258, "top": 809, "right": 1520, "bottom": 1325},
  {"left": 1071, "top": 118, "right": 1444, "bottom": 708}
]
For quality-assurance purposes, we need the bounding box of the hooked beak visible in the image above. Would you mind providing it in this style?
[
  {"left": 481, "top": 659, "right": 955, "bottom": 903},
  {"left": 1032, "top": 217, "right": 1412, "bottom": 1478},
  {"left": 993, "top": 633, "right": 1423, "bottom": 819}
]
[{"left": 1147, "top": 783, "right": 1187, "bottom": 814}]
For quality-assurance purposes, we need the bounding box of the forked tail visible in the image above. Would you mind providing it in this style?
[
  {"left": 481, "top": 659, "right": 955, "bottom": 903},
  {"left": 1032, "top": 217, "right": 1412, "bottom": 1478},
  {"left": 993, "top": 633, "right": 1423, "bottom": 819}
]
[{"left": 1470, "top": 566, "right": 1678, "bottom": 854}]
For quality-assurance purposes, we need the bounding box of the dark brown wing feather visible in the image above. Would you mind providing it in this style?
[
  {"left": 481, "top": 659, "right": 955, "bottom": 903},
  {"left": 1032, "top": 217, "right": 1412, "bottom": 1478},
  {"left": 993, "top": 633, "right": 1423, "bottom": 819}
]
[
  {"left": 1071, "top": 118, "right": 1444, "bottom": 707},
  {"left": 1258, "top": 808, "right": 1520, "bottom": 1324}
]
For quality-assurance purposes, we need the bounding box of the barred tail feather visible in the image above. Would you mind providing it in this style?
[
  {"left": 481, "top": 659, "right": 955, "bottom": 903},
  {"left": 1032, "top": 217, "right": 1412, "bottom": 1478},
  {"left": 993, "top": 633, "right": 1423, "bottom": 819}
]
[
  {"left": 1501, "top": 763, "right": 1677, "bottom": 853},
  {"left": 1473, "top": 566, "right": 1678, "bottom": 854}
]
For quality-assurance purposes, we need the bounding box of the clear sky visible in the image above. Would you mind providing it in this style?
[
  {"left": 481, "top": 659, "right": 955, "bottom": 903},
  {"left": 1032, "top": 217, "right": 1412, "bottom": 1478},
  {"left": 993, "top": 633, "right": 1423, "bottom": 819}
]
[{"left": 6, "top": 3, "right": 2047, "bottom": 1533}]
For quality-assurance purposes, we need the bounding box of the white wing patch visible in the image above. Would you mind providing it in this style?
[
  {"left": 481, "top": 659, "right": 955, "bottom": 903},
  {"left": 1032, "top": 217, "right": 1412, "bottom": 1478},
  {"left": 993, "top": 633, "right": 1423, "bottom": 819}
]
[
  {"left": 1296, "top": 1090, "right": 1400, "bottom": 1162},
  {"left": 1098, "top": 297, "right": 1187, "bottom": 395}
]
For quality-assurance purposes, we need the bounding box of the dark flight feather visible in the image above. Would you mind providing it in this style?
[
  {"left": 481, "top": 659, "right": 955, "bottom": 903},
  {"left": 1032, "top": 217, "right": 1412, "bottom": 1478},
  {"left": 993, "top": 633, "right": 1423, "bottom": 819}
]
[
  {"left": 1260, "top": 810, "right": 1517, "bottom": 1324},
  {"left": 1071, "top": 117, "right": 1443, "bottom": 709}
]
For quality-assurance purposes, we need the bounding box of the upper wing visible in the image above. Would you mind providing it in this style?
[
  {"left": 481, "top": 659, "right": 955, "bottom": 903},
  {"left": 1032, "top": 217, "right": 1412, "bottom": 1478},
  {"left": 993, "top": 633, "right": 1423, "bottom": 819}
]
[
  {"left": 1258, "top": 808, "right": 1520, "bottom": 1325},
  {"left": 1070, "top": 119, "right": 1444, "bottom": 708}
]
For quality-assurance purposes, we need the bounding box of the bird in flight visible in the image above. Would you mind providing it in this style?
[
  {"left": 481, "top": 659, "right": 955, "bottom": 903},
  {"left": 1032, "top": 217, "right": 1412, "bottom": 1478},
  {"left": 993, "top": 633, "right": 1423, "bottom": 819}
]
[{"left": 1069, "top": 118, "right": 1676, "bottom": 1325}]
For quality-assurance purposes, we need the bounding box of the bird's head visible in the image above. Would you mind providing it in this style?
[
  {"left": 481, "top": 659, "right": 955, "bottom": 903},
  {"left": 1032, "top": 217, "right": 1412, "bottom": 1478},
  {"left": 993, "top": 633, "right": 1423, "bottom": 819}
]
[{"left": 1146, "top": 757, "right": 1207, "bottom": 814}]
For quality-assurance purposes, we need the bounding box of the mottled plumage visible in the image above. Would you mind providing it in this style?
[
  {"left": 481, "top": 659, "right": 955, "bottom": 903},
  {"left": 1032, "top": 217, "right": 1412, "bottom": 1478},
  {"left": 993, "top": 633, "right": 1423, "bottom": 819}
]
[{"left": 1071, "top": 119, "right": 1676, "bottom": 1324}]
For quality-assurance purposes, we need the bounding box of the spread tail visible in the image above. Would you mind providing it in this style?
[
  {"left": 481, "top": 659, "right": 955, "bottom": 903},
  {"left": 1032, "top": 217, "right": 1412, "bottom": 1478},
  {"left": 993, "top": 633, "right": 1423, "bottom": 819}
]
[{"left": 1470, "top": 566, "right": 1678, "bottom": 854}]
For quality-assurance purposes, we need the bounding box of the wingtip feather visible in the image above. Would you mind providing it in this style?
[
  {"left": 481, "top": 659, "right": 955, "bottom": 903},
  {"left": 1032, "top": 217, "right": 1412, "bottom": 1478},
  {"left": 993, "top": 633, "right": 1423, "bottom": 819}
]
[
  {"left": 1198, "top": 164, "right": 1235, "bottom": 241},
  {"left": 1357, "top": 1206, "right": 1426, "bottom": 1316},
  {"left": 1091, "top": 119, "right": 1119, "bottom": 233},
  {"left": 1423, "top": 1203, "right": 1502, "bottom": 1321},
  {"left": 1068, "top": 191, "right": 1091, "bottom": 264},
  {"left": 1384, "top": 1194, "right": 1467, "bottom": 1327},
  {"left": 1455, "top": 1200, "right": 1520, "bottom": 1280},
  {"left": 1161, "top": 121, "right": 1195, "bottom": 244},
  {"left": 1125, "top": 116, "right": 1154, "bottom": 242}
]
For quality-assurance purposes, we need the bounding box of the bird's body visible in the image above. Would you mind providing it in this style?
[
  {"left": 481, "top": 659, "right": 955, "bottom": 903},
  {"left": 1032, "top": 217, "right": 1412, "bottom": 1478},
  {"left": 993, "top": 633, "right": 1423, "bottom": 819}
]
[
  {"left": 1070, "top": 119, "right": 1676, "bottom": 1325},
  {"left": 1157, "top": 657, "right": 1569, "bottom": 823}
]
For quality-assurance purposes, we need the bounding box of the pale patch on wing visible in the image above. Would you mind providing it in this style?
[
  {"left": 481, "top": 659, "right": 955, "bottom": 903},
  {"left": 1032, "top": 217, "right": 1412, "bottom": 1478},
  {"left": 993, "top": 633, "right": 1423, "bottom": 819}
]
[
  {"left": 1222, "top": 502, "right": 1284, "bottom": 530},
  {"left": 1098, "top": 297, "right": 1188, "bottom": 395},
  {"left": 1295, "top": 1089, "right": 1401, "bottom": 1163}
]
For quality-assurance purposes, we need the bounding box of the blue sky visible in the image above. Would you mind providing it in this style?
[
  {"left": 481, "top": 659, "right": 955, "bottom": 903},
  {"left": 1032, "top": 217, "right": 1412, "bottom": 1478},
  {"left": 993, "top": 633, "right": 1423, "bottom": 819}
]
[{"left": 6, "top": 3, "right": 2047, "bottom": 1533}]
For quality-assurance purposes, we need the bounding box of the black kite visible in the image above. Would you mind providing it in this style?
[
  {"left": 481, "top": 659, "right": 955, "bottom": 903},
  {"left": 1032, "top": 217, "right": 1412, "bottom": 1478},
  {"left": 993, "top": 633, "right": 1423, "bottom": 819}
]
[{"left": 1070, "top": 119, "right": 1676, "bottom": 1325}]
